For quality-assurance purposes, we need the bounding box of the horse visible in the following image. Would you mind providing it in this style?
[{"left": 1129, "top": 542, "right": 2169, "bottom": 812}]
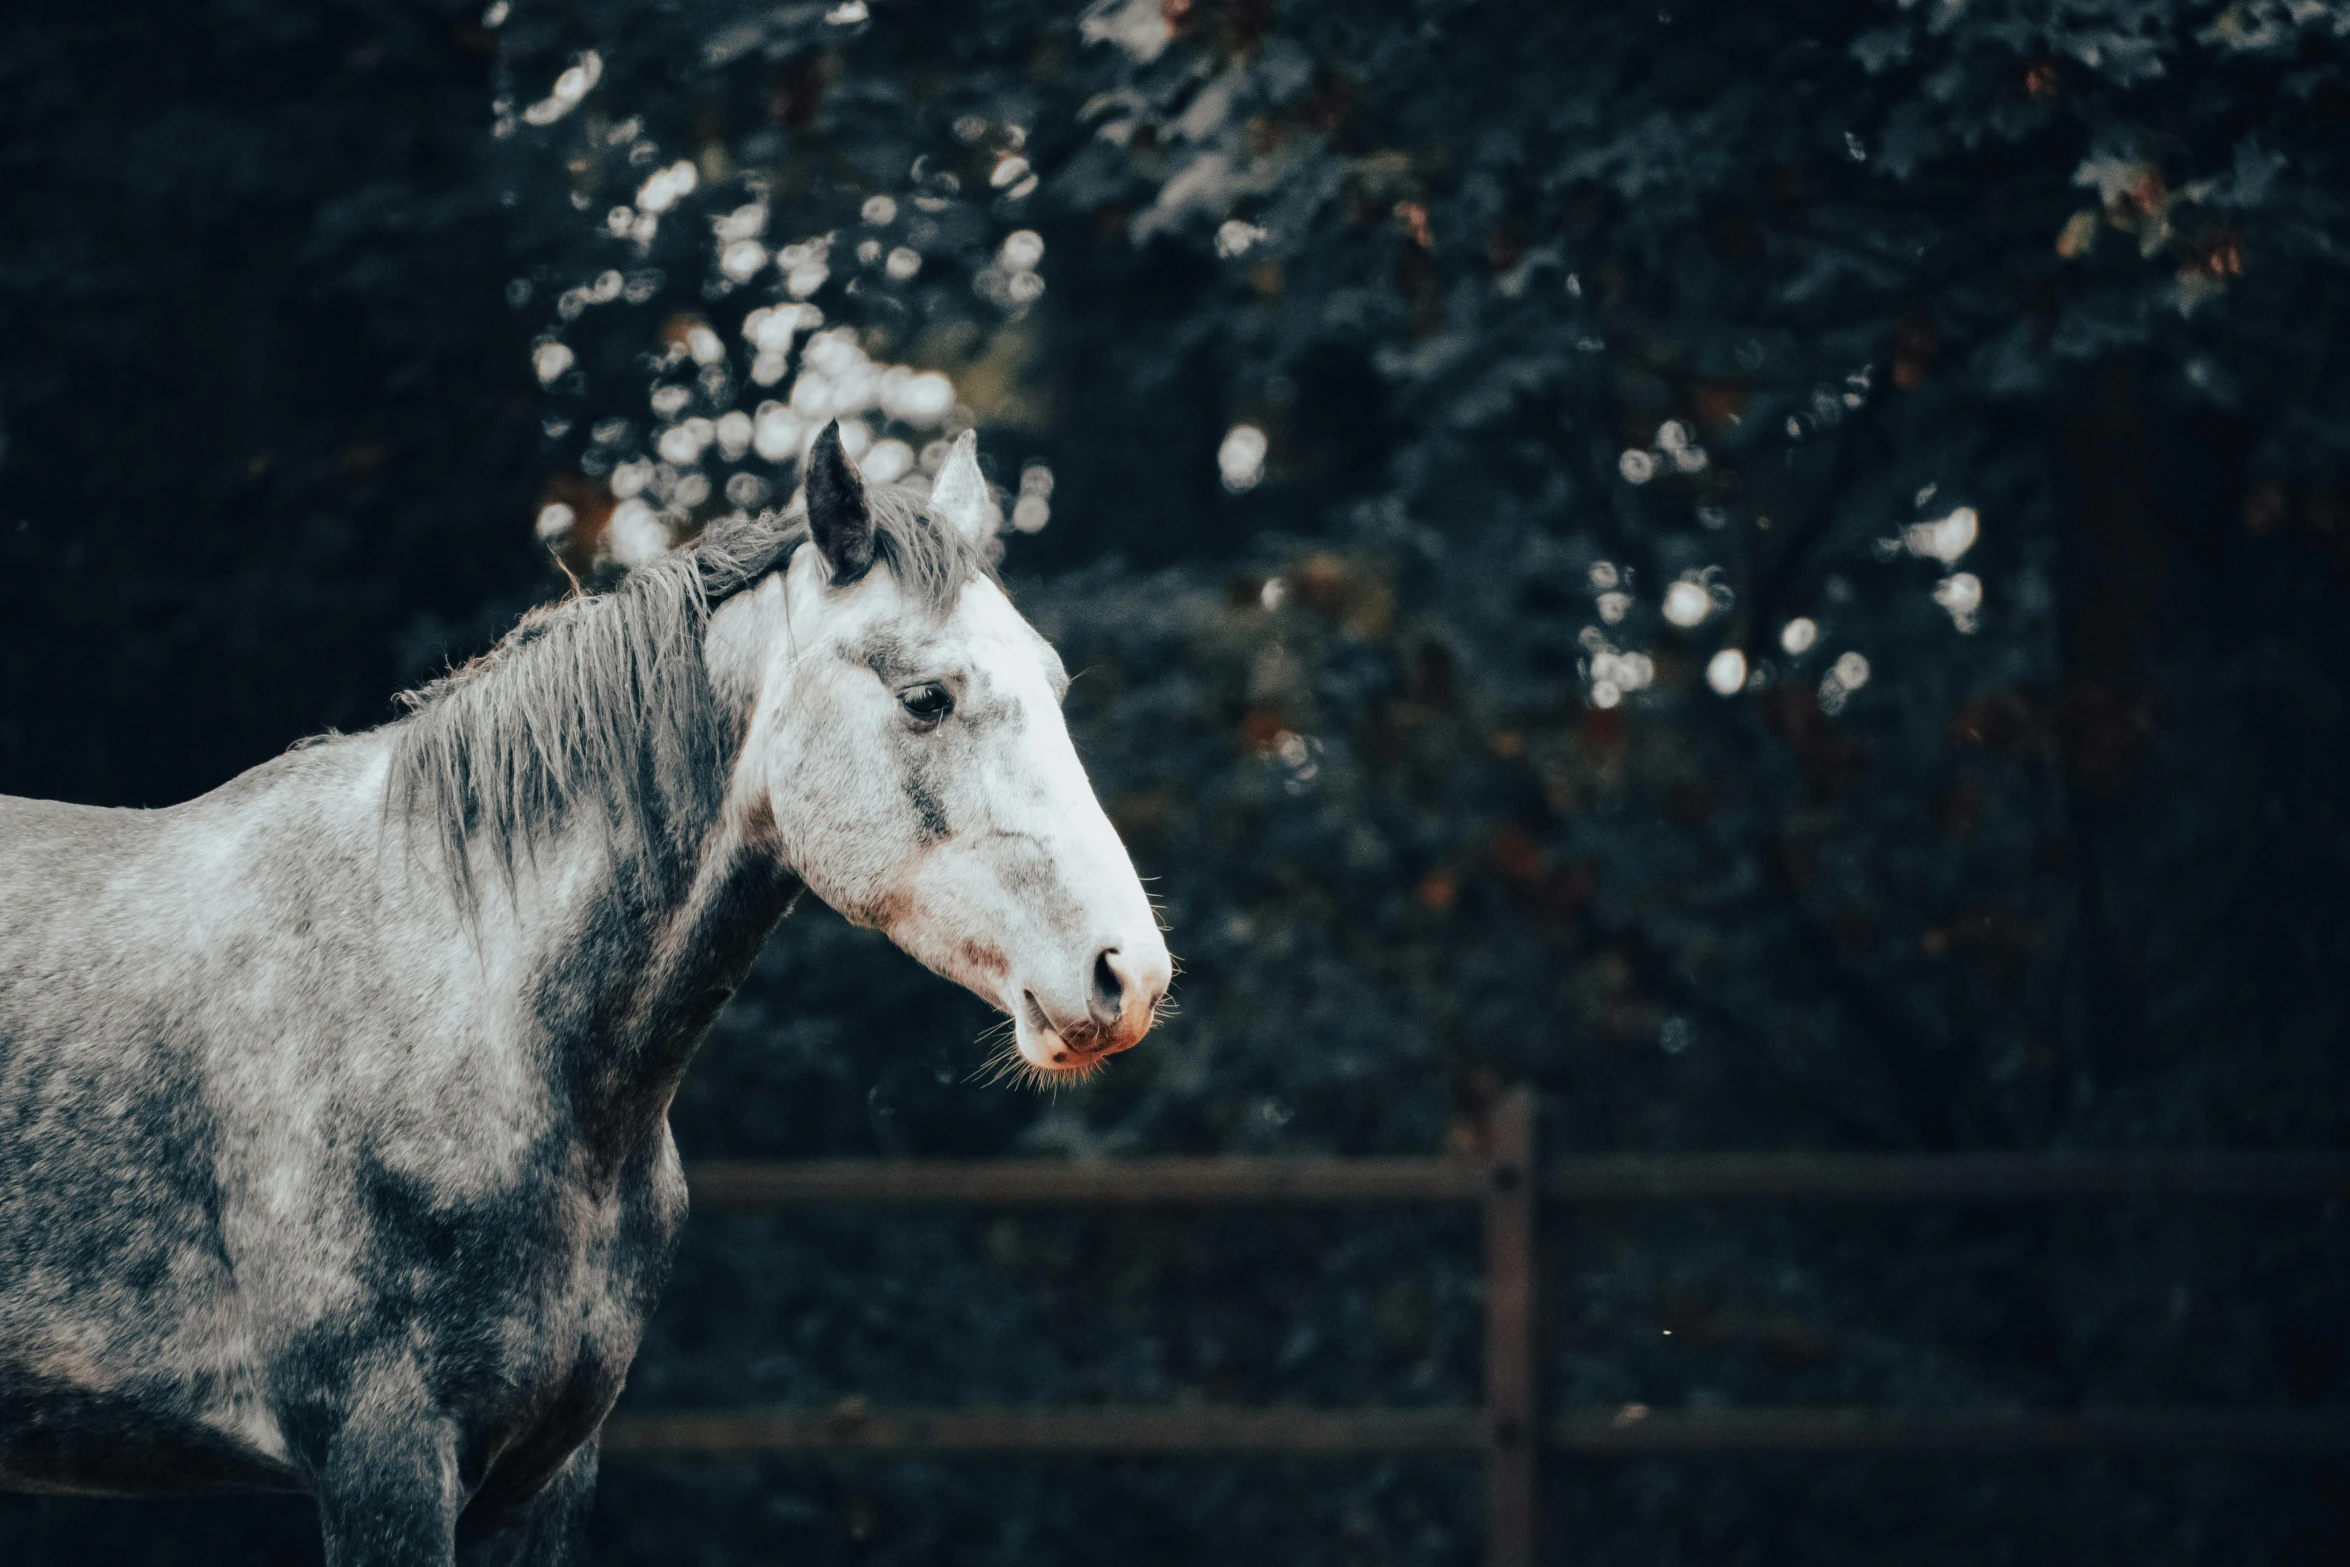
[{"left": 0, "top": 421, "right": 1171, "bottom": 1564}]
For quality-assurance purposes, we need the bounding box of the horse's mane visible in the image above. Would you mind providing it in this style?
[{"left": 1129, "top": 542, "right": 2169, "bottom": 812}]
[{"left": 387, "top": 485, "right": 992, "bottom": 902}]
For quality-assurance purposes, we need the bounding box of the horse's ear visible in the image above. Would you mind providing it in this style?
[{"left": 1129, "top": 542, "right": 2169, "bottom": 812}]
[
  {"left": 805, "top": 420, "right": 876, "bottom": 584},
  {"left": 928, "top": 430, "right": 1000, "bottom": 546}
]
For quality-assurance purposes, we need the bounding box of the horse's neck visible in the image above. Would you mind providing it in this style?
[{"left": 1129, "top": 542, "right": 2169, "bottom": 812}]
[
  {"left": 498, "top": 585, "right": 801, "bottom": 1153},
  {"left": 519, "top": 805, "right": 799, "bottom": 1152}
]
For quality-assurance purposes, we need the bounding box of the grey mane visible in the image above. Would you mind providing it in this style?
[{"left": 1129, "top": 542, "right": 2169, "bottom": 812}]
[{"left": 386, "top": 485, "right": 992, "bottom": 901}]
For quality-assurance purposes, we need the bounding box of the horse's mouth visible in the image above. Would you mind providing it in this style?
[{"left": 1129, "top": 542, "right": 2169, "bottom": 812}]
[{"left": 1021, "top": 989, "right": 1129, "bottom": 1073}]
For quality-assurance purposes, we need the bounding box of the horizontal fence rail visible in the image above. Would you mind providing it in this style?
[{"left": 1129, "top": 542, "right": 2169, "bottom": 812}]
[
  {"left": 1548, "top": 1406, "right": 2350, "bottom": 1455},
  {"left": 614, "top": 1113, "right": 2350, "bottom": 1567},
  {"left": 683, "top": 1151, "right": 2350, "bottom": 1209},
  {"left": 603, "top": 1404, "right": 2350, "bottom": 1457},
  {"left": 606, "top": 1407, "right": 1487, "bottom": 1457},
  {"left": 685, "top": 1156, "right": 1488, "bottom": 1207},
  {"left": 1538, "top": 1150, "right": 2350, "bottom": 1202}
]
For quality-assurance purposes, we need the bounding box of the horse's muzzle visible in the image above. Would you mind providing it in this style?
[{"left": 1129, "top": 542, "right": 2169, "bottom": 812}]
[{"left": 1025, "top": 942, "right": 1169, "bottom": 1066}]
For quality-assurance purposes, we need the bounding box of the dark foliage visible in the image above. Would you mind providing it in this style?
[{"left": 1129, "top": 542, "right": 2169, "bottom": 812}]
[{"left": 3, "top": 0, "right": 2346, "bottom": 1562}]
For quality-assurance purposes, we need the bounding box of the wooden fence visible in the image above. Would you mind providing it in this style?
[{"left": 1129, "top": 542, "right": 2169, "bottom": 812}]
[{"left": 603, "top": 1091, "right": 2350, "bottom": 1566}]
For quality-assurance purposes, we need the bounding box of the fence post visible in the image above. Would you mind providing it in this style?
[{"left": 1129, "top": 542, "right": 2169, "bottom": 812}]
[{"left": 1484, "top": 1087, "right": 1538, "bottom": 1567}]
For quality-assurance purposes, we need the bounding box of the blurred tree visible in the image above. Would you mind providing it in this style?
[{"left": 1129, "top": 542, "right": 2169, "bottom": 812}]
[
  {"left": 486, "top": 0, "right": 2349, "bottom": 1146},
  {"left": 503, "top": 1, "right": 2350, "bottom": 1558}
]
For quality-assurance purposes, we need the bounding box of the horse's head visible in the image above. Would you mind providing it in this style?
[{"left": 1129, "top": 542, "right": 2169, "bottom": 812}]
[{"left": 710, "top": 422, "right": 1171, "bottom": 1081}]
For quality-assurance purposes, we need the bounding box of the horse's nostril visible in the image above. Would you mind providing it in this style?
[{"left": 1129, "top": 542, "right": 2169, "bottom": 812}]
[{"left": 1087, "top": 947, "right": 1125, "bottom": 1028}]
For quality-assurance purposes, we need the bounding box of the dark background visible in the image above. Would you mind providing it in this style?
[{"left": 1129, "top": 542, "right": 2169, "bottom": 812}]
[{"left": 3, "top": 0, "right": 2346, "bottom": 1561}]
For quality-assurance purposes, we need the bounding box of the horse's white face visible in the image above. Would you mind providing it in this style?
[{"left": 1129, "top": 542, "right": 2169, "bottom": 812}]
[{"left": 711, "top": 425, "right": 1170, "bottom": 1080}]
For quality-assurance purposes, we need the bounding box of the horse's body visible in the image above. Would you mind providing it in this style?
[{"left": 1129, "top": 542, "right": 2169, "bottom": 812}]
[
  {"left": 0, "top": 740, "right": 709, "bottom": 1526},
  {"left": 0, "top": 427, "right": 1169, "bottom": 1563}
]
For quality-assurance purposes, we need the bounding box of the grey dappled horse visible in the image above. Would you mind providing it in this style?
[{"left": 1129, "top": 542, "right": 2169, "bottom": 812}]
[{"left": 0, "top": 423, "right": 1171, "bottom": 1563}]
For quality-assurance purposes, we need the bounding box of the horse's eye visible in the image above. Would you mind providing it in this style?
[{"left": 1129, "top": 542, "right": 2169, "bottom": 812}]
[{"left": 898, "top": 682, "right": 953, "bottom": 724}]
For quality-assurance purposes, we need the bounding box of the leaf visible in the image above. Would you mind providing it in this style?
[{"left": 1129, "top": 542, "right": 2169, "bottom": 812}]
[{"left": 2056, "top": 210, "right": 2100, "bottom": 259}]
